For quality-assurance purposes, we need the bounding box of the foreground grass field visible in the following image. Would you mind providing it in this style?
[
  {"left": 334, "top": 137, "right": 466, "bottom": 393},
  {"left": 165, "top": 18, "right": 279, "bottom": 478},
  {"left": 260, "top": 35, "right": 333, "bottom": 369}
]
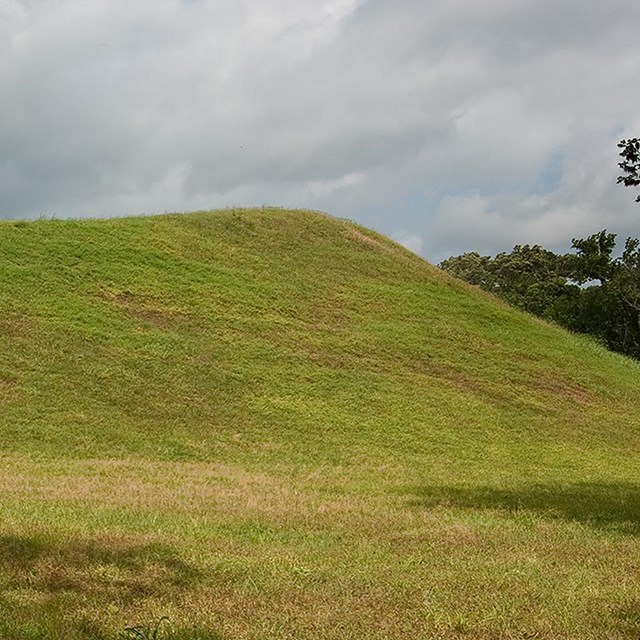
[{"left": 1, "top": 208, "right": 639, "bottom": 639}]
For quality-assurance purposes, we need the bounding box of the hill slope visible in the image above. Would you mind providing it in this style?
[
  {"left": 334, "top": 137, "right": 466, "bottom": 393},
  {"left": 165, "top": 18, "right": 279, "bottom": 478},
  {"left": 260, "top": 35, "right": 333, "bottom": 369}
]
[{"left": 1, "top": 208, "right": 639, "bottom": 639}]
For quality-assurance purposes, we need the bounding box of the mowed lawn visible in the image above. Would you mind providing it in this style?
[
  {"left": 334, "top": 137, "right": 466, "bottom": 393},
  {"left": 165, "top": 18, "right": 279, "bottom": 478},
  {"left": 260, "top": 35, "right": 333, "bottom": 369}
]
[{"left": 0, "top": 208, "right": 639, "bottom": 639}]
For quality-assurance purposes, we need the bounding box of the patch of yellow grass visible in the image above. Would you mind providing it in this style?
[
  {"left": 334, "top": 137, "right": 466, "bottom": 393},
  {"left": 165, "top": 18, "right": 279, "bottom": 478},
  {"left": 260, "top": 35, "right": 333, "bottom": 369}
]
[{"left": 0, "top": 456, "right": 398, "bottom": 530}]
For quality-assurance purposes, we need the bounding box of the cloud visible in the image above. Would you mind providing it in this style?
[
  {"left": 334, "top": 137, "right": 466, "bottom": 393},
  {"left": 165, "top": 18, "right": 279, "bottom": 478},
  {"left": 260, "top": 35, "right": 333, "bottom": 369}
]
[
  {"left": 426, "top": 126, "right": 640, "bottom": 262},
  {"left": 1, "top": 0, "right": 640, "bottom": 262},
  {"left": 391, "top": 230, "right": 424, "bottom": 255}
]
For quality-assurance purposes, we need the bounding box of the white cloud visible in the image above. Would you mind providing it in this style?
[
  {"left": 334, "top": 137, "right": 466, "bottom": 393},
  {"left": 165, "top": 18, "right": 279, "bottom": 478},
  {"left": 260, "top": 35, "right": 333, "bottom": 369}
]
[
  {"left": 1, "top": 0, "right": 640, "bottom": 261},
  {"left": 392, "top": 230, "right": 424, "bottom": 255}
]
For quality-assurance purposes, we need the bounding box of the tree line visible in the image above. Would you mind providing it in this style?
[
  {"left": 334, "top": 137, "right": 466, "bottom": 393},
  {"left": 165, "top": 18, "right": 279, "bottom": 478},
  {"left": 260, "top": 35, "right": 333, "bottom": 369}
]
[{"left": 439, "top": 139, "right": 640, "bottom": 360}]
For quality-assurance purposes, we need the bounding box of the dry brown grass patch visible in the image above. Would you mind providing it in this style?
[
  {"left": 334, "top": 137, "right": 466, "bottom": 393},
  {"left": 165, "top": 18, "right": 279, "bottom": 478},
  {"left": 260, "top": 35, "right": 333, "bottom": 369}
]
[
  {"left": 0, "top": 313, "right": 32, "bottom": 338},
  {"left": 342, "top": 225, "right": 422, "bottom": 267},
  {"left": 0, "top": 457, "right": 390, "bottom": 530},
  {"left": 97, "top": 289, "right": 188, "bottom": 329},
  {"left": 0, "top": 376, "right": 18, "bottom": 404},
  {"left": 532, "top": 374, "right": 594, "bottom": 405}
]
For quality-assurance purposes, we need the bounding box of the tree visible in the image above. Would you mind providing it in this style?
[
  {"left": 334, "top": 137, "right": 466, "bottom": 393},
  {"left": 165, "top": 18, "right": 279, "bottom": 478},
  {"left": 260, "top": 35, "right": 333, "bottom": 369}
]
[
  {"left": 567, "top": 230, "right": 617, "bottom": 284},
  {"left": 617, "top": 237, "right": 640, "bottom": 312},
  {"left": 567, "top": 231, "right": 640, "bottom": 359},
  {"left": 438, "top": 252, "right": 495, "bottom": 289},
  {"left": 490, "top": 244, "right": 573, "bottom": 317},
  {"left": 617, "top": 138, "right": 640, "bottom": 202},
  {"left": 439, "top": 244, "right": 578, "bottom": 321}
]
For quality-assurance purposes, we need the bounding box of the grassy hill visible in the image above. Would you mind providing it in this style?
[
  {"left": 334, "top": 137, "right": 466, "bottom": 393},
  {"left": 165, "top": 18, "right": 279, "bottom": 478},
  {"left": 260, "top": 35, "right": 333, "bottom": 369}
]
[{"left": 1, "top": 207, "right": 639, "bottom": 639}]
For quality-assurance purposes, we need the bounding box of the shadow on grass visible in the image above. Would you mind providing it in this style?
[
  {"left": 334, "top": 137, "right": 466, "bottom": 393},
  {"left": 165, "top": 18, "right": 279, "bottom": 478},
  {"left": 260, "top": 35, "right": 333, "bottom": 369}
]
[
  {"left": 0, "top": 535, "right": 202, "bottom": 593},
  {"left": 412, "top": 481, "right": 640, "bottom": 535},
  {"left": 0, "top": 535, "right": 225, "bottom": 640}
]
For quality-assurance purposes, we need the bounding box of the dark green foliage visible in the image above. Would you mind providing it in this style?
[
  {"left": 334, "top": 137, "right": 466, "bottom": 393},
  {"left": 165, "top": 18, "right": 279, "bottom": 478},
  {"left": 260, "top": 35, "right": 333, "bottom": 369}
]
[
  {"left": 617, "top": 138, "right": 640, "bottom": 202},
  {"left": 440, "top": 231, "right": 640, "bottom": 360},
  {"left": 438, "top": 251, "right": 495, "bottom": 289},
  {"left": 120, "top": 618, "right": 170, "bottom": 640},
  {"left": 568, "top": 230, "right": 617, "bottom": 284},
  {"left": 617, "top": 236, "right": 640, "bottom": 312},
  {"left": 568, "top": 232, "right": 640, "bottom": 359},
  {"left": 440, "top": 244, "right": 579, "bottom": 323}
]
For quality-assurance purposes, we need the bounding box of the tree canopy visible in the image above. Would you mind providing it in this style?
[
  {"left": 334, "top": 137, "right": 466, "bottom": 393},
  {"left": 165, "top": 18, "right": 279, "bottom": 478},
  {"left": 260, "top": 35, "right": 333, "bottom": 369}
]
[{"left": 617, "top": 137, "right": 640, "bottom": 203}]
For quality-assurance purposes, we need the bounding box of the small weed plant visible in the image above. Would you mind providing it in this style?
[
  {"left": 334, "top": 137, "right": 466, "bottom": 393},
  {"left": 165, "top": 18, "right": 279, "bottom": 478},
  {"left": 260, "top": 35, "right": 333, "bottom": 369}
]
[{"left": 119, "top": 617, "right": 169, "bottom": 640}]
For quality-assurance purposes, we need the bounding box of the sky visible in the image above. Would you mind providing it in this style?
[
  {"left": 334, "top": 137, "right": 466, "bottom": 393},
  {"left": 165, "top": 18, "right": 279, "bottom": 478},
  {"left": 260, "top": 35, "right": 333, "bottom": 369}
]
[{"left": 1, "top": 0, "right": 640, "bottom": 263}]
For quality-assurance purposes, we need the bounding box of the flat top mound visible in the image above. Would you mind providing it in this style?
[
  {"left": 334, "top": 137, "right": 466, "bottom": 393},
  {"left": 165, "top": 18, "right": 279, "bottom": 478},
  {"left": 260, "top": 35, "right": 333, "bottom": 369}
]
[{"left": 0, "top": 207, "right": 638, "bottom": 470}]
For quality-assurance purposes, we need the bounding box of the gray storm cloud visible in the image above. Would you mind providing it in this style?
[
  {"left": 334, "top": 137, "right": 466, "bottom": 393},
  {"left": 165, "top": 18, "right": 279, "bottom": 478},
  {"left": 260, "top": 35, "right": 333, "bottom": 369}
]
[{"left": 1, "top": 0, "right": 639, "bottom": 261}]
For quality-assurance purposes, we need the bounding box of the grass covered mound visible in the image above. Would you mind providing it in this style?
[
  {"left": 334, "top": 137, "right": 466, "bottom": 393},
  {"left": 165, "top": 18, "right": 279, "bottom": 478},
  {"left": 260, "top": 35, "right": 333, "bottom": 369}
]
[{"left": 0, "top": 208, "right": 639, "bottom": 639}]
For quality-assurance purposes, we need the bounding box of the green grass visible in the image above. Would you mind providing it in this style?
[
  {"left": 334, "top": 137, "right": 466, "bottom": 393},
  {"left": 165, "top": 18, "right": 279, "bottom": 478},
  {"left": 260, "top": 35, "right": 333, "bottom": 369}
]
[{"left": 1, "top": 207, "right": 639, "bottom": 638}]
